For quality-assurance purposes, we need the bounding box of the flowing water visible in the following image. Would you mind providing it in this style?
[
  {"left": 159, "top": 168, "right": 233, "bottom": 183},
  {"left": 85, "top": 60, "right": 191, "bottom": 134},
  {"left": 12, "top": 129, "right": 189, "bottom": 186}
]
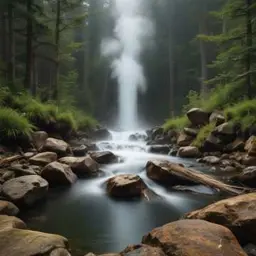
[{"left": 21, "top": 131, "right": 219, "bottom": 256}]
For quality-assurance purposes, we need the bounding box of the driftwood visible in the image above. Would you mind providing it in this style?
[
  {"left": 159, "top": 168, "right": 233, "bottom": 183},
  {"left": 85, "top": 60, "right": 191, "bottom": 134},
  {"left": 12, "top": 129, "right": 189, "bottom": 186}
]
[
  {"left": 150, "top": 160, "right": 247, "bottom": 195},
  {"left": 0, "top": 155, "right": 24, "bottom": 167}
]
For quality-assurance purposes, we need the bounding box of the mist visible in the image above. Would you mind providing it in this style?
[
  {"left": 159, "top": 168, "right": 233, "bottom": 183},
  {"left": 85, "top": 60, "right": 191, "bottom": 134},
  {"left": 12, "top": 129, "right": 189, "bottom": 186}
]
[{"left": 101, "top": 0, "right": 154, "bottom": 130}]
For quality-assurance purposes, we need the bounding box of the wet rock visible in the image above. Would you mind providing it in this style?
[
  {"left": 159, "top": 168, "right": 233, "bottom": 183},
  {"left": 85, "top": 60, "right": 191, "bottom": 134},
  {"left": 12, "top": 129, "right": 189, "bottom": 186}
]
[
  {"left": 183, "top": 127, "right": 198, "bottom": 137},
  {"left": 245, "top": 136, "right": 256, "bottom": 156},
  {"left": 0, "top": 228, "right": 69, "bottom": 256},
  {"left": 151, "top": 127, "right": 164, "bottom": 140},
  {"left": 90, "top": 151, "right": 118, "bottom": 164},
  {"left": 2, "top": 171, "right": 15, "bottom": 181},
  {"left": 213, "top": 122, "right": 236, "bottom": 143},
  {"left": 107, "top": 174, "right": 146, "bottom": 198},
  {"left": 41, "top": 162, "right": 77, "bottom": 186},
  {"left": 146, "top": 160, "right": 196, "bottom": 186},
  {"left": 185, "top": 192, "right": 256, "bottom": 245},
  {"left": 203, "top": 134, "right": 223, "bottom": 152},
  {"left": 43, "top": 138, "right": 69, "bottom": 156},
  {"left": 122, "top": 244, "right": 166, "bottom": 256},
  {"left": 168, "top": 146, "right": 178, "bottom": 156},
  {"left": 226, "top": 139, "right": 245, "bottom": 152},
  {"left": 90, "top": 128, "right": 112, "bottom": 141},
  {"left": 173, "top": 185, "right": 216, "bottom": 195},
  {"left": 9, "top": 164, "right": 37, "bottom": 176},
  {"left": 187, "top": 108, "right": 210, "bottom": 126},
  {"left": 32, "top": 131, "right": 48, "bottom": 151},
  {"left": 2, "top": 175, "right": 48, "bottom": 206},
  {"left": 0, "top": 215, "right": 26, "bottom": 230},
  {"left": 129, "top": 133, "right": 147, "bottom": 141},
  {"left": 232, "top": 166, "right": 256, "bottom": 187},
  {"left": 148, "top": 145, "right": 170, "bottom": 154},
  {"left": 209, "top": 112, "right": 225, "bottom": 126},
  {"left": 72, "top": 145, "right": 87, "bottom": 157},
  {"left": 29, "top": 152, "right": 58, "bottom": 166},
  {"left": 244, "top": 244, "right": 256, "bottom": 256},
  {"left": 200, "top": 156, "right": 220, "bottom": 165},
  {"left": 142, "top": 219, "right": 246, "bottom": 256},
  {"left": 59, "top": 156, "right": 99, "bottom": 177},
  {"left": 177, "top": 146, "right": 200, "bottom": 158},
  {"left": 177, "top": 133, "right": 194, "bottom": 147},
  {"left": 24, "top": 152, "right": 35, "bottom": 159},
  {"left": 0, "top": 200, "right": 19, "bottom": 216},
  {"left": 242, "top": 155, "right": 256, "bottom": 166}
]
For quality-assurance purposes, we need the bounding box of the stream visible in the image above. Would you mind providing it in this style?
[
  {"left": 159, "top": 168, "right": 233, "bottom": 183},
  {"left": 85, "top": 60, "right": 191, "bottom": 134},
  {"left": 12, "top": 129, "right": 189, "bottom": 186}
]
[{"left": 20, "top": 131, "right": 219, "bottom": 256}]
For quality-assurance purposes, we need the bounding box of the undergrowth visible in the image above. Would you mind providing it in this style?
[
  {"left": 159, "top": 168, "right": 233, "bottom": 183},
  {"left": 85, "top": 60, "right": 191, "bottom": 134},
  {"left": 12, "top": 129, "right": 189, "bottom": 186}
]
[
  {"left": 163, "top": 116, "right": 189, "bottom": 131},
  {"left": 192, "top": 123, "right": 215, "bottom": 148}
]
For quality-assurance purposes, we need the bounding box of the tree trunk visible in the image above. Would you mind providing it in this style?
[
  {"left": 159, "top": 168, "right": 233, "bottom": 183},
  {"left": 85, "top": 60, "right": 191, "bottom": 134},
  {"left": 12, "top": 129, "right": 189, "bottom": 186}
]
[
  {"left": 245, "top": 0, "right": 252, "bottom": 99},
  {"left": 53, "top": 0, "right": 61, "bottom": 102},
  {"left": 24, "top": 0, "right": 33, "bottom": 91},
  {"left": 7, "top": 3, "right": 15, "bottom": 84}
]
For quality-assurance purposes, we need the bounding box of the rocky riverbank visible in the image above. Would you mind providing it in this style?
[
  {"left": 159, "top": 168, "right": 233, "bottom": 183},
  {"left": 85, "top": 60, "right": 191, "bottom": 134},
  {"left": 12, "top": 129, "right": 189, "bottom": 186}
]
[{"left": 0, "top": 122, "right": 255, "bottom": 256}]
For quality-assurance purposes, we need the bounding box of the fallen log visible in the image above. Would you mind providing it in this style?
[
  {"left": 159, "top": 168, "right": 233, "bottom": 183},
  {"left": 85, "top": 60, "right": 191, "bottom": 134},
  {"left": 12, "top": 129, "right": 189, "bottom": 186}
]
[{"left": 146, "top": 160, "right": 248, "bottom": 195}]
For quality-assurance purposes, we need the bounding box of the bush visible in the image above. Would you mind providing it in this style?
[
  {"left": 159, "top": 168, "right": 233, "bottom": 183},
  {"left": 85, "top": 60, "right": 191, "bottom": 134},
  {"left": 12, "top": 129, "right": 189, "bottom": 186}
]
[
  {"left": 72, "top": 110, "right": 98, "bottom": 131},
  {"left": 192, "top": 123, "right": 215, "bottom": 148},
  {"left": 56, "top": 111, "right": 78, "bottom": 132},
  {"left": 224, "top": 99, "right": 256, "bottom": 129},
  {"left": 163, "top": 116, "right": 189, "bottom": 131},
  {"left": 0, "top": 108, "right": 34, "bottom": 142}
]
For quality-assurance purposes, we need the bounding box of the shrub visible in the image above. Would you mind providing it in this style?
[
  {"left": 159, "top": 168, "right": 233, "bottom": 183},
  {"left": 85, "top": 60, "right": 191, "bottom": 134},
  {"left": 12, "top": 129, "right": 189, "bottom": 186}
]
[
  {"left": 192, "top": 123, "right": 215, "bottom": 148},
  {"left": 72, "top": 110, "right": 98, "bottom": 131},
  {"left": 56, "top": 111, "right": 78, "bottom": 132},
  {"left": 0, "top": 108, "right": 34, "bottom": 141},
  {"left": 163, "top": 116, "right": 189, "bottom": 131}
]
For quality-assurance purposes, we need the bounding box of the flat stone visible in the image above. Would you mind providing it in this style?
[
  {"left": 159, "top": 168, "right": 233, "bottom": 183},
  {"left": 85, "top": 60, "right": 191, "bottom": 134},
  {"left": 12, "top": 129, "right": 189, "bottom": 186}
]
[
  {"left": 90, "top": 151, "right": 118, "bottom": 164},
  {"left": 177, "top": 146, "right": 200, "bottom": 158},
  {"left": 29, "top": 152, "right": 58, "bottom": 166},
  {"left": 43, "top": 138, "right": 69, "bottom": 156}
]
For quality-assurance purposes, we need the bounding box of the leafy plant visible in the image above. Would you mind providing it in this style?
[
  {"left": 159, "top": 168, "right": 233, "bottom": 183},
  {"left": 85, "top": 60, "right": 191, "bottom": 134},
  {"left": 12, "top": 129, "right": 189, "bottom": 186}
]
[
  {"left": 163, "top": 116, "right": 189, "bottom": 131},
  {"left": 192, "top": 123, "right": 215, "bottom": 148}
]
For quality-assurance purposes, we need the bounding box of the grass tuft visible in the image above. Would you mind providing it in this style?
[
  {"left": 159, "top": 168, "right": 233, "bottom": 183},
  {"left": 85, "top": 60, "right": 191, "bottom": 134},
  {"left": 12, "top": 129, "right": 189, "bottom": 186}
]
[
  {"left": 163, "top": 116, "right": 189, "bottom": 131},
  {"left": 192, "top": 123, "right": 215, "bottom": 148}
]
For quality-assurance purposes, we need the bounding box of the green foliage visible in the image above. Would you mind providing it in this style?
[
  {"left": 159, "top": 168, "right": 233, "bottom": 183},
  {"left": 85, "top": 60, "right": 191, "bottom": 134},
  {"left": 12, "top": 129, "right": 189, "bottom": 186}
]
[
  {"left": 56, "top": 111, "right": 78, "bottom": 131},
  {"left": 163, "top": 116, "right": 189, "bottom": 131},
  {"left": 182, "top": 90, "right": 202, "bottom": 113},
  {"left": 192, "top": 123, "right": 215, "bottom": 148},
  {"left": 224, "top": 99, "right": 256, "bottom": 129},
  {"left": 72, "top": 110, "right": 98, "bottom": 131},
  {"left": 0, "top": 108, "right": 34, "bottom": 141}
]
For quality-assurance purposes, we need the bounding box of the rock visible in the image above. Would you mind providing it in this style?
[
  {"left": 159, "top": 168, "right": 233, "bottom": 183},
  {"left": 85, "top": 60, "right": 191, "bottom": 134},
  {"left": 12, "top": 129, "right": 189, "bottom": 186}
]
[
  {"left": 148, "top": 145, "right": 170, "bottom": 154},
  {"left": 213, "top": 122, "right": 236, "bottom": 143},
  {"left": 32, "top": 131, "right": 48, "bottom": 151},
  {"left": 107, "top": 174, "right": 146, "bottom": 198},
  {"left": 209, "top": 112, "right": 225, "bottom": 126},
  {"left": 129, "top": 133, "right": 147, "bottom": 141},
  {"left": 24, "top": 152, "right": 35, "bottom": 159},
  {"left": 90, "top": 128, "right": 112, "bottom": 141},
  {"left": 245, "top": 136, "right": 256, "bottom": 156},
  {"left": 201, "top": 156, "right": 220, "bottom": 165},
  {"left": 242, "top": 155, "right": 256, "bottom": 166},
  {"left": 185, "top": 192, "right": 256, "bottom": 245},
  {"left": 122, "top": 244, "right": 165, "bottom": 256},
  {"left": 187, "top": 108, "right": 210, "bottom": 126},
  {"left": 0, "top": 200, "right": 19, "bottom": 216},
  {"left": 173, "top": 185, "right": 216, "bottom": 195},
  {"left": 177, "top": 133, "right": 194, "bottom": 147},
  {"left": 2, "top": 171, "right": 15, "bottom": 181},
  {"left": 43, "top": 138, "right": 69, "bottom": 156},
  {"left": 0, "top": 215, "right": 26, "bottom": 230},
  {"left": 146, "top": 160, "right": 196, "bottom": 186},
  {"left": 41, "top": 162, "right": 77, "bottom": 186},
  {"left": 29, "top": 152, "right": 57, "bottom": 166},
  {"left": 0, "top": 228, "right": 69, "bottom": 256},
  {"left": 168, "top": 146, "right": 178, "bottom": 156},
  {"left": 9, "top": 164, "right": 37, "bottom": 176},
  {"left": 90, "top": 151, "right": 118, "bottom": 164},
  {"left": 226, "top": 139, "right": 245, "bottom": 152},
  {"left": 177, "top": 146, "right": 200, "bottom": 158},
  {"left": 59, "top": 156, "right": 99, "bottom": 177},
  {"left": 72, "top": 145, "right": 87, "bottom": 157},
  {"left": 203, "top": 134, "right": 223, "bottom": 152},
  {"left": 244, "top": 244, "right": 256, "bottom": 256},
  {"left": 50, "top": 248, "right": 71, "bottom": 256},
  {"left": 183, "top": 127, "right": 198, "bottom": 137},
  {"left": 151, "top": 127, "right": 164, "bottom": 140},
  {"left": 232, "top": 166, "right": 256, "bottom": 187},
  {"left": 142, "top": 219, "right": 246, "bottom": 256},
  {"left": 2, "top": 175, "right": 48, "bottom": 206}
]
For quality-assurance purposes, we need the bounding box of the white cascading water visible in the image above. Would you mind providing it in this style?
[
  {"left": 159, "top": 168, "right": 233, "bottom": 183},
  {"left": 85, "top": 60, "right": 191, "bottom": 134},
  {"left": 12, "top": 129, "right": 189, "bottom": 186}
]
[{"left": 101, "top": 0, "right": 154, "bottom": 130}]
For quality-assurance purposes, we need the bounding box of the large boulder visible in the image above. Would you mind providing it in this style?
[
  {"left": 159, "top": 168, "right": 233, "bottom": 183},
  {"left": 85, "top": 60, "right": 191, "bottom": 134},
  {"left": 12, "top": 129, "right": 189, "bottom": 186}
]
[
  {"left": 203, "top": 134, "right": 223, "bottom": 152},
  {"left": 232, "top": 166, "right": 256, "bottom": 187},
  {"left": 177, "top": 133, "right": 194, "bottom": 147},
  {"left": 151, "top": 127, "right": 164, "bottom": 140},
  {"left": 59, "top": 156, "right": 99, "bottom": 177},
  {"left": 107, "top": 174, "right": 146, "bottom": 198},
  {"left": 72, "top": 145, "right": 87, "bottom": 157},
  {"left": 0, "top": 228, "right": 70, "bottom": 256},
  {"left": 0, "top": 200, "right": 19, "bottom": 216},
  {"left": 142, "top": 219, "right": 246, "bottom": 256},
  {"left": 209, "top": 112, "right": 225, "bottom": 126},
  {"left": 41, "top": 162, "right": 77, "bottom": 186},
  {"left": 90, "top": 128, "right": 112, "bottom": 141},
  {"left": 29, "top": 152, "right": 57, "bottom": 166},
  {"left": 43, "top": 138, "right": 69, "bottom": 156},
  {"left": 187, "top": 108, "right": 210, "bottom": 126},
  {"left": 90, "top": 151, "right": 118, "bottom": 164},
  {"left": 183, "top": 127, "right": 198, "bottom": 137},
  {"left": 0, "top": 215, "right": 26, "bottom": 230},
  {"left": 146, "top": 160, "right": 196, "bottom": 186},
  {"left": 122, "top": 244, "right": 166, "bottom": 256},
  {"left": 177, "top": 146, "right": 200, "bottom": 158},
  {"left": 213, "top": 122, "right": 236, "bottom": 143},
  {"left": 148, "top": 145, "right": 170, "bottom": 154},
  {"left": 31, "top": 131, "right": 48, "bottom": 151},
  {"left": 245, "top": 136, "right": 256, "bottom": 156},
  {"left": 185, "top": 192, "right": 256, "bottom": 245},
  {"left": 2, "top": 175, "right": 48, "bottom": 206}
]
